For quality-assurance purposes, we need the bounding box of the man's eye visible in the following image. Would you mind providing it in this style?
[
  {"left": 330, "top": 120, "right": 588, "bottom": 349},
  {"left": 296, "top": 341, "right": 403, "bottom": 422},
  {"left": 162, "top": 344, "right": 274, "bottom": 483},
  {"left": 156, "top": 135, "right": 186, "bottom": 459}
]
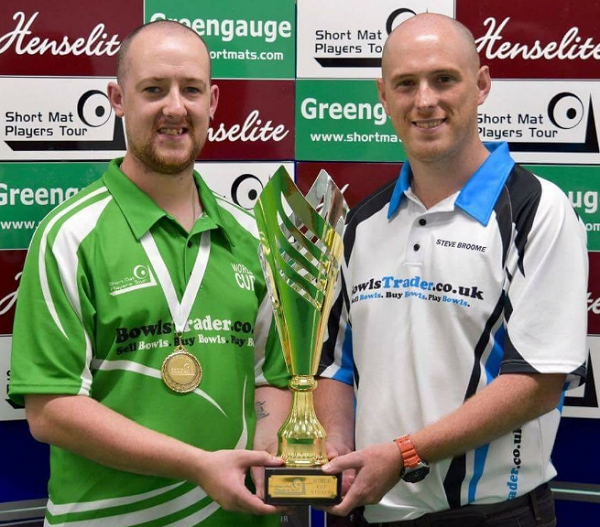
[
  {"left": 438, "top": 75, "right": 453, "bottom": 84},
  {"left": 185, "top": 87, "right": 201, "bottom": 94},
  {"left": 144, "top": 87, "right": 161, "bottom": 94}
]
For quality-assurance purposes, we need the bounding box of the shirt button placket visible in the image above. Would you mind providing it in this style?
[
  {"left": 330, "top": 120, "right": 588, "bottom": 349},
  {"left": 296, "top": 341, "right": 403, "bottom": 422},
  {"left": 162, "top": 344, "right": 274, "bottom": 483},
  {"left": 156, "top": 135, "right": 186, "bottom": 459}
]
[{"left": 406, "top": 216, "right": 426, "bottom": 265}]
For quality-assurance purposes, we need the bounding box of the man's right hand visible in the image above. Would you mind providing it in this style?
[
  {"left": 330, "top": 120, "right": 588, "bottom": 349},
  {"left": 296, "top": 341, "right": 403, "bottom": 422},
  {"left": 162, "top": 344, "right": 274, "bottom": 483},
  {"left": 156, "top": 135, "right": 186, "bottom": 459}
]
[
  {"left": 25, "top": 395, "right": 285, "bottom": 515},
  {"left": 194, "top": 449, "right": 284, "bottom": 514}
]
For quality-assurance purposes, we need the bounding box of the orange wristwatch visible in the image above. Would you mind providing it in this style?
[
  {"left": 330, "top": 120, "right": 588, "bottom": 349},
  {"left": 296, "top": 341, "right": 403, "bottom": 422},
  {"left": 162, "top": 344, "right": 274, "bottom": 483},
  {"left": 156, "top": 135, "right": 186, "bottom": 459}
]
[{"left": 394, "top": 435, "right": 430, "bottom": 483}]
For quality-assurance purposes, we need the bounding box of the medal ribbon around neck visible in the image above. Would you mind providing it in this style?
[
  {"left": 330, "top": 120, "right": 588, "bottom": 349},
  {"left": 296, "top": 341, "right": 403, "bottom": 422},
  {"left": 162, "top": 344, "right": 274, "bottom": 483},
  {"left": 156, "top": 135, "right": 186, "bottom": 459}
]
[{"left": 140, "top": 230, "right": 211, "bottom": 393}]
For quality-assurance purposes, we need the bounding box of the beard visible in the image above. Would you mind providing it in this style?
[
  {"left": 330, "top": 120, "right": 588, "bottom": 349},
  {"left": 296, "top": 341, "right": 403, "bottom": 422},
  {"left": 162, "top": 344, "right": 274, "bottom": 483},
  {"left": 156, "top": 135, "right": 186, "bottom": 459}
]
[{"left": 127, "top": 120, "right": 206, "bottom": 175}]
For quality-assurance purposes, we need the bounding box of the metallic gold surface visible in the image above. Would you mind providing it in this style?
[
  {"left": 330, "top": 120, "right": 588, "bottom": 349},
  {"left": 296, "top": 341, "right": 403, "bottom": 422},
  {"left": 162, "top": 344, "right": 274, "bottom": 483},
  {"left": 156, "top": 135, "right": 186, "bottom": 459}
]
[
  {"left": 161, "top": 347, "right": 202, "bottom": 393},
  {"left": 254, "top": 166, "right": 347, "bottom": 468},
  {"left": 267, "top": 474, "right": 339, "bottom": 499}
]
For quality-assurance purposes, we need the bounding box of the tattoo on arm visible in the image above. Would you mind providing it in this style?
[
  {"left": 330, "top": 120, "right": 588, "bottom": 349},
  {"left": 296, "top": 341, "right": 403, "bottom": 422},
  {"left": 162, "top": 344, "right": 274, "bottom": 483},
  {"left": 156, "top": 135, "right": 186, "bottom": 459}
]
[{"left": 255, "top": 400, "right": 270, "bottom": 420}]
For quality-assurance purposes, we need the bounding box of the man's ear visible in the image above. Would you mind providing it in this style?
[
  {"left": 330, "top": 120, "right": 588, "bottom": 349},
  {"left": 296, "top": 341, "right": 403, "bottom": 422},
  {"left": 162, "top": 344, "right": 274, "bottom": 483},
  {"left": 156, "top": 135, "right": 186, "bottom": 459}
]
[
  {"left": 476, "top": 66, "right": 492, "bottom": 106},
  {"left": 376, "top": 78, "right": 389, "bottom": 116},
  {"left": 209, "top": 83, "right": 219, "bottom": 122},
  {"left": 107, "top": 82, "right": 125, "bottom": 118}
]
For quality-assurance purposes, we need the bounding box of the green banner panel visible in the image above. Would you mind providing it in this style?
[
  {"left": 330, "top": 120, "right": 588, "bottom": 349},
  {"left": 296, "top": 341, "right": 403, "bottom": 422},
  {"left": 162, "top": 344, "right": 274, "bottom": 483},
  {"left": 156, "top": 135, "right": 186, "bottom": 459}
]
[
  {"left": 527, "top": 164, "right": 600, "bottom": 251},
  {"left": 0, "top": 163, "right": 106, "bottom": 249},
  {"left": 296, "top": 79, "right": 405, "bottom": 162},
  {"left": 145, "top": 0, "right": 295, "bottom": 79}
]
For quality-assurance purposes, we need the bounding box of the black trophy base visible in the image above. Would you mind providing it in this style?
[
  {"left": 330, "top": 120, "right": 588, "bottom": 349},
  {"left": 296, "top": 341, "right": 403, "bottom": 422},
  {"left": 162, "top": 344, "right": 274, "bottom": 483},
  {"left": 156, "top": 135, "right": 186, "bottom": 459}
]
[{"left": 264, "top": 466, "right": 342, "bottom": 506}]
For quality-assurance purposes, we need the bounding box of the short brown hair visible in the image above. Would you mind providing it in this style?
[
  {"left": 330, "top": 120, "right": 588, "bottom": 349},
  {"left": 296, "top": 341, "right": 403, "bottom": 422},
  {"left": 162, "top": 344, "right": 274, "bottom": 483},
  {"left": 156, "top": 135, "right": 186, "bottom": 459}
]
[{"left": 116, "top": 20, "right": 212, "bottom": 84}]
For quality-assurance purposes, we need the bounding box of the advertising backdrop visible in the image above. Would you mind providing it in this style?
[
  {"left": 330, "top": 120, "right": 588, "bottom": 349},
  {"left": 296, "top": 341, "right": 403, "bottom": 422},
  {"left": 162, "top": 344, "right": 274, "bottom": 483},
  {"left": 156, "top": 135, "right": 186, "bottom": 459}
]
[{"left": 1, "top": 0, "right": 598, "bottom": 525}]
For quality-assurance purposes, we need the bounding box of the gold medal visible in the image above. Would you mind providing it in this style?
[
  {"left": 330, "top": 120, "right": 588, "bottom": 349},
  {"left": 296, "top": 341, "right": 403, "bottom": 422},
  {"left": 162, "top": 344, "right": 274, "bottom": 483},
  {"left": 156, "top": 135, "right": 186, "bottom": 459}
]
[{"left": 161, "top": 346, "right": 202, "bottom": 393}]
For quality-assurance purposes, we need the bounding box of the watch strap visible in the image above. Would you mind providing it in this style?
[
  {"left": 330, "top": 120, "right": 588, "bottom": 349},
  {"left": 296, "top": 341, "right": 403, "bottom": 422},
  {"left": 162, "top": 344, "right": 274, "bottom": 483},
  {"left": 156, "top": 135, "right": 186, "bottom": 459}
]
[{"left": 395, "top": 434, "right": 422, "bottom": 469}]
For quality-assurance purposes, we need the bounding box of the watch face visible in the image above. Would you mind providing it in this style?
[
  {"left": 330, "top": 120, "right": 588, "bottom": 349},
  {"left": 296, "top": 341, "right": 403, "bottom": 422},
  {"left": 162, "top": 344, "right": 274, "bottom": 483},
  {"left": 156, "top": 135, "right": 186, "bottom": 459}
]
[{"left": 403, "top": 465, "right": 430, "bottom": 483}]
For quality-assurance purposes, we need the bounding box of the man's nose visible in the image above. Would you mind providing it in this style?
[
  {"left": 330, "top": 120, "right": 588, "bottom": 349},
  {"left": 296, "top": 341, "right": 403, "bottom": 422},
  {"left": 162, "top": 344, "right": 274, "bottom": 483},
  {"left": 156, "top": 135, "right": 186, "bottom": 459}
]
[
  {"left": 415, "top": 81, "right": 436, "bottom": 110},
  {"left": 163, "top": 88, "right": 186, "bottom": 118}
]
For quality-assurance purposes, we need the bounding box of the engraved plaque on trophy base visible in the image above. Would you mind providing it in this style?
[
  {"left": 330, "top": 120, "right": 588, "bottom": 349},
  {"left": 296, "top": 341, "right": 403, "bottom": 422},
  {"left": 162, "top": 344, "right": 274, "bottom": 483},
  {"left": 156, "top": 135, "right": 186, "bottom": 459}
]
[{"left": 265, "top": 467, "right": 342, "bottom": 505}]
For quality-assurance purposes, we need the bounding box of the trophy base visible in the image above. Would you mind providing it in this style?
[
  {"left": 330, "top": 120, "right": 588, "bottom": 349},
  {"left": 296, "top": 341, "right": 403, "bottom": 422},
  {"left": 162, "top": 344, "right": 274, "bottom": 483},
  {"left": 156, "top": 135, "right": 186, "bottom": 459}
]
[{"left": 264, "top": 466, "right": 342, "bottom": 506}]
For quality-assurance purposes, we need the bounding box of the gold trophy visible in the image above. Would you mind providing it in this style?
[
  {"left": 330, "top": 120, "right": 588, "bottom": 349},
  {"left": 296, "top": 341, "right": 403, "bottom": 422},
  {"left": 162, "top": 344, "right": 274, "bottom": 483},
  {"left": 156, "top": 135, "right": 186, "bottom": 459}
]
[{"left": 254, "top": 166, "right": 347, "bottom": 505}]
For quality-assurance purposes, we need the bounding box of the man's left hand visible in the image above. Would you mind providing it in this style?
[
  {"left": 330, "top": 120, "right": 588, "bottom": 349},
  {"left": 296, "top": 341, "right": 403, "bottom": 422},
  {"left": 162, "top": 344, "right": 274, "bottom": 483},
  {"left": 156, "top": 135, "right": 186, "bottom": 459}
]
[
  {"left": 251, "top": 441, "right": 278, "bottom": 501},
  {"left": 325, "top": 436, "right": 355, "bottom": 496}
]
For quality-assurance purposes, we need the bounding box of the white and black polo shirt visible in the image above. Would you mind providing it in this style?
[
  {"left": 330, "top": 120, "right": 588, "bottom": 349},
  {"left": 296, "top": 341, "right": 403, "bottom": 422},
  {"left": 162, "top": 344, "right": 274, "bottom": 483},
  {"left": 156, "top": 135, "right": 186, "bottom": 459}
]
[{"left": 319, "top": 142, "right": 588, "bottom": 522}]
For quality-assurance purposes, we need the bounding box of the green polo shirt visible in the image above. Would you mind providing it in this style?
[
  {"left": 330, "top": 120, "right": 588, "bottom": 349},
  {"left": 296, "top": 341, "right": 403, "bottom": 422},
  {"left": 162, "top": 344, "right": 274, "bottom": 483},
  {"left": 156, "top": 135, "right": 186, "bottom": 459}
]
[{"left": 9, "top": 159, "right": 288, "bottom": 527}]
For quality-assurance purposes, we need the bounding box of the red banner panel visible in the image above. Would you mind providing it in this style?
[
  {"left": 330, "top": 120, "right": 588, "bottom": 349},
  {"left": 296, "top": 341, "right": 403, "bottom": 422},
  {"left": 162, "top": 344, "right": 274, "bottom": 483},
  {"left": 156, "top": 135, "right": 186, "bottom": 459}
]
[
  {"left": 296, "top": 162, "right": 400, "bottom": 209},
  {"left": 201, "top": 80, "right": 294, "bottom": 161},
  {"left": 457, "top": 0, "right": 600, "bottom": 79},
  {"left": 589, "top": 252, "right": 600, "bottom": 336},
  {"left": 0, "top": 0, "right": 143, "bottom": 76},
  {"left": 0, "top": 251, "right": 27, "bottom": 335}
]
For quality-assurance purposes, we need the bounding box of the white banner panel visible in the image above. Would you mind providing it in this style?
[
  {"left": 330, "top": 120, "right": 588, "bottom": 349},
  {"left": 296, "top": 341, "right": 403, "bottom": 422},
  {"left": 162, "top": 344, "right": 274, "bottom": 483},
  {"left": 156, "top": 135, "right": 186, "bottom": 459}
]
[
  {"left": 563, "top": 335, "right": 600, "bottom": 419},
  {"left": 0, "top": 77, "right": 126, "bottom": 161},
  {"left": 297, "top": 0, "right": 454, "bottom": 79},
  {"left": 479, "top": 80, "right": 600, "bottom": 164},
  {"left": 196, "top": 161, "right": 295, "bottom": 212},
  {"left": 0, "top": 336, "right": 25, "bottom": 421}
]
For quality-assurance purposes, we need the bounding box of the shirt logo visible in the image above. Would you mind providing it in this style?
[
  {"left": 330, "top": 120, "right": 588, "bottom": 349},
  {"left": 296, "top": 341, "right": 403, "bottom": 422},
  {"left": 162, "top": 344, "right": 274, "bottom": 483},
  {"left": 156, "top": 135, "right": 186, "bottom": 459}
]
[
  {"left": 351, "top": 274, "right": 485, "bottom": 308},
  {"left": 232, "top": 262, "right": 256, "bottom": 291},
  {"left": 109, "top": 265, "right": 157, "bottom": 296}
]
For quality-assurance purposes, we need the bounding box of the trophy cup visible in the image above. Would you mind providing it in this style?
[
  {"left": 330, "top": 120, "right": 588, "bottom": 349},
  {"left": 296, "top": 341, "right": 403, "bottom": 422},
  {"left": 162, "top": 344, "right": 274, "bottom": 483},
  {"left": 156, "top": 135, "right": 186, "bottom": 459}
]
[{"left": 254, "top": 166, "right": 348, "bottom": 505}]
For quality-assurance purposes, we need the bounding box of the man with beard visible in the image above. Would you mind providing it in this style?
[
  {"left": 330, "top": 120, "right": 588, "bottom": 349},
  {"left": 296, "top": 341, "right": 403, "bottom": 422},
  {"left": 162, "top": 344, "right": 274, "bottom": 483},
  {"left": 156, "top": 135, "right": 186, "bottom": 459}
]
[
  {"left": 315, "top": 13, "right": 588, "bottom": 527},
  {"left": 9, "top": 21, "right": 290, "bottom": 527}
]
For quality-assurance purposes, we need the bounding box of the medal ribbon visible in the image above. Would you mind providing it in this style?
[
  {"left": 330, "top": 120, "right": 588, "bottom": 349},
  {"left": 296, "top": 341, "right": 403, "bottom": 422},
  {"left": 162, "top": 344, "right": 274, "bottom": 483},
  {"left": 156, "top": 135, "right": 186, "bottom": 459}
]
[{"left": 140, "top": 231, "right": 211, "bottom": 335}]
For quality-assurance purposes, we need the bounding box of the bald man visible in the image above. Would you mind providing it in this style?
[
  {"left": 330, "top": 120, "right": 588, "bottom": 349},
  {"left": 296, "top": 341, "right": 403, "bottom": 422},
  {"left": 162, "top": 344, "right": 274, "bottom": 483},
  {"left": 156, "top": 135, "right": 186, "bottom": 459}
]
[
  {"left": 9, "top": 21, "right": 291, "bottom": 527},
  {"left": 315, "top": 13, "right": 588, "bottom": 526}
]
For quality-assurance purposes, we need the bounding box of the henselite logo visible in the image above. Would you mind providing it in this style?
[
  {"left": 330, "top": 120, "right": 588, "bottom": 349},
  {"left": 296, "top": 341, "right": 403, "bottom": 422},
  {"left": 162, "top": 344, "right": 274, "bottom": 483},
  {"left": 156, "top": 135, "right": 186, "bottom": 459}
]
[
  {"left": 0, "top": 12, "right": 120, "bottom": 57},
  {"left": 586, "top": 253, "right": 600, "bottom": 335},
  {"left": 199, "top": 80, "right": 293, "bottom": 160},
  {"left": 109, "top": 266, "right": 157, "bottom": 296},
  {"left": 207, "top": 110, "right": 288, "bottom": 143},
  {"left": 0, "top": 252, "right": 27, "bottom": 334},
  {"left": 0, "top": 272, "right": 21, "bottom": 317},
  {"left": 589, "top": 292, "right": 600, "bottom": 315},
  {"left": 589, "top": 292, "right": 600, "bottom": 336},
  {"left": 476, "top": 17, "right": 600, "bottom": 61}
]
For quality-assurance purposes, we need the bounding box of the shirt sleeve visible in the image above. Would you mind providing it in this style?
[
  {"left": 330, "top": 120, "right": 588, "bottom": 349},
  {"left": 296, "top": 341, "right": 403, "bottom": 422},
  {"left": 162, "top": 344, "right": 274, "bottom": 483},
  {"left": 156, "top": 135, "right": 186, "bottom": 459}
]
[
  {"left": 500, "top": 178, "right": 588, "bottom": 389},
  {"left": 253, "top": 292, "right": 289, "bottom": 389},
  {"left": 9, "top": 214, "right": 94, "bottom": 406},
  {"left": 318, "top": 262, "right": 354, "bottom": 386}
]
